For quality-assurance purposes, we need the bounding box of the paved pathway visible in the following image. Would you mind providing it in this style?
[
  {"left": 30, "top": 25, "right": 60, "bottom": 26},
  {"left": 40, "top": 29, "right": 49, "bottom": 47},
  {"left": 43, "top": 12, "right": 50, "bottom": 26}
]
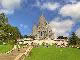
[
  {"left": 0, "top": 46, "right": 33, "bottom": 60},
  {"left": 14, "top": 46, "right": 33, "bottom": 60}
]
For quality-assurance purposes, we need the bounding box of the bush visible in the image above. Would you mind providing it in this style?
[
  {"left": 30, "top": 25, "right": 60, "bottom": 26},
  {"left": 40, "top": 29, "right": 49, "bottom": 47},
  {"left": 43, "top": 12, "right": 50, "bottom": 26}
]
[
  {"left": 0, "top": 41, "right": 3, "bottom": 45},
  {"left": 42, "top": 42, "right": 45, "bottom": 46}
]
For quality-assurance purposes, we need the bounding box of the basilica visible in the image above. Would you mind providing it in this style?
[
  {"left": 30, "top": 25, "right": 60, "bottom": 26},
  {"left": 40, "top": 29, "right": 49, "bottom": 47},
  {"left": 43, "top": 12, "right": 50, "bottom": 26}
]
[
  {"left": 32, "top": 15, "right": 54, "bottom": 40},
  {"left": 18, "top": 15, "right": 68, "bottom": 46}
]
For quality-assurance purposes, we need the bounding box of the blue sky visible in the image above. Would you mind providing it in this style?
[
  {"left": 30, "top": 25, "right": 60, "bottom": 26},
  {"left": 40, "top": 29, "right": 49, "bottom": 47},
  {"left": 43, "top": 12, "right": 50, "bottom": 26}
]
[{"left": 0, "top": 0, "right": 80, "bottom": 37}]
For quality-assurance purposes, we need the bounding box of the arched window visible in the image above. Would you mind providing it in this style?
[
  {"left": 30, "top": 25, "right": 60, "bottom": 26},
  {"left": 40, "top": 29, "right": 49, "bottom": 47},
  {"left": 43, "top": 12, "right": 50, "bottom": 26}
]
[{"left": 41, "top": 32, "right": 42, "bottom": 36}]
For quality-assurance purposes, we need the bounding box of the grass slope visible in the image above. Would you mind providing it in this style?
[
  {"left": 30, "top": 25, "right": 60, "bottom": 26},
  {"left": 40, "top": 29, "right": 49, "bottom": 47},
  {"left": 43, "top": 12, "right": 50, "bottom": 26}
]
[
  {"left": 0, "top": 44, "right": 13, "bottom": 53},
  {"left": 25, "top": 46, "right": 80, "bottom": 60}
]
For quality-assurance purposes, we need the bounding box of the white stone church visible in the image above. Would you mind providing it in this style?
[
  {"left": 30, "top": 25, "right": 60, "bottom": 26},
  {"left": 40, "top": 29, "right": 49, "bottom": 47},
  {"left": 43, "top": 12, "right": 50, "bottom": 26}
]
[{"left": 18, "top": 15, "right": 68, "bottom": 47}]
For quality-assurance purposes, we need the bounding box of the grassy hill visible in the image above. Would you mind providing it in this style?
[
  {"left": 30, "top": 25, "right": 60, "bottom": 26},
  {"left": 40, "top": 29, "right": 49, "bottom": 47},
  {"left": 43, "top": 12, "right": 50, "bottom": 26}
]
[
  {"left": 0, "top": 44, "right": 13, "bottom": 53},
  {"left": 25, "top": 46, "right": 80, "bottom": 60}
]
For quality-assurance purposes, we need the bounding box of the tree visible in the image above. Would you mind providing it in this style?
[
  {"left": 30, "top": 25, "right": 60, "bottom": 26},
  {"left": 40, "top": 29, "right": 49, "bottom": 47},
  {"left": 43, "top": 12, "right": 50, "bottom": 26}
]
[
  {"left": 11, "top": 27, "right": 21, "bottom": 43},
  {"left": 69, "top": 32, "right": 79, "bottom": 45},
  {"left": 0, "top": 13, "right": 8, "bottom": 26},
  {"left": 0, "top": 13, "right": 22, "bottom": 44},
  {"left": 76, "top": 37, "right": 80, "bottom": 46},
  {"left": 23, "top": 35, "right": 28, "bottom": 38}
]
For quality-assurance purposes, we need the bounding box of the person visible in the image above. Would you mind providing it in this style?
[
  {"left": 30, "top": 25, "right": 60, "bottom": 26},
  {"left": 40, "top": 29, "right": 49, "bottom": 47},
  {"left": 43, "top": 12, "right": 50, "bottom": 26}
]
[{"left": 17, "top": 44, "right": 20, "bottom": 51}]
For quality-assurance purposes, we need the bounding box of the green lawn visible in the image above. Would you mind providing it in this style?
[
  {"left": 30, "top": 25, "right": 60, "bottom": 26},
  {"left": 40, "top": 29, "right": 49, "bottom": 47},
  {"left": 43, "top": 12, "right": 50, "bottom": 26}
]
[
  {"left": 25, "top": 46, "right": 80, "bottom": 60},
  {"left": 0, "top": 44, "right": 13, "bottom": 53}
]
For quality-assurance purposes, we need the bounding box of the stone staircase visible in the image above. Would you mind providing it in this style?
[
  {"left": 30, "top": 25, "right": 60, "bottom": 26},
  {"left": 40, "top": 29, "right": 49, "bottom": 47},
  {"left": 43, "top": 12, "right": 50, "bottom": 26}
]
[{"left": 0, "top": 46, "right": 33, "bottom": 60}]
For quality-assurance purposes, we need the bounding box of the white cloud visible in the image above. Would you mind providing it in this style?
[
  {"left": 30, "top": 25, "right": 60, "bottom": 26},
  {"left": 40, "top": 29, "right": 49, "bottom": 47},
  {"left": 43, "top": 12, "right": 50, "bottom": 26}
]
[
  {"left": 0, "top": 0, "right": 1, "bottom": 2},
  {"left": 0, "top": 9, "right": 14, "bottom": 14},
  {"left": 0, "top": 0, "right": 21, "bottom": 14},
  {"left": 34, "top": 1, "right": 60, "bottom": 11},
  {"left": 20, "top": 24, "right": 28, "bottom": 29},
  {"left": 60, "top": 2, "right": 80, "bottom": 20},
  {"left": 68, "top": 0, "right": 77, "bottom": 3},
  {"left": 49, "top": 18, "right": 75, "bottom": 37},
  {"left": 20, "top": 24, "right": 23, "bottom": 27},
  {"left": 41, "top": 2, "right": 59, "bottom": 11},
  {"left": 1, "top": 0, "right": 21, "bottom": 9},
  {"left": 76, "top": 28, "right": 80, "bottom": 38}
]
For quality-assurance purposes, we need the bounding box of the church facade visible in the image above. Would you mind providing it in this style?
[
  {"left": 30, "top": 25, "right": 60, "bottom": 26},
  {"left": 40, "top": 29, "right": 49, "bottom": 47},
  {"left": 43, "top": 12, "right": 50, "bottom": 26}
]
[{"left": 32, "top": 15, "right": 54, "bottom": 40}]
